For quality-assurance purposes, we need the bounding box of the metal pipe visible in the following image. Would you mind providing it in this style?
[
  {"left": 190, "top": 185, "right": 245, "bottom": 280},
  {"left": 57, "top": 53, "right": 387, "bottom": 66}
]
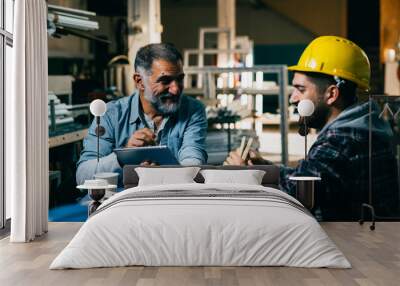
[
  {"left": 304, "top": 118, "right": 308, "bottom": 160},
  {"left": 278, "top": 66, "right": 289, "bottom": 165},
  {"left": 184, "top": 65, "right": 286, "bottom": 74},
  {"left": 96, "top": 116, "right": 100, "bottom": 163},
  {"left": 182, "top": 65, "right": 290, "bottom": 165},
  {"left": 369, "top": 95, "right": 372, "bottom": 205},
  {"left": 49, "top": 100, "right": 56, "bottom": 132},
  {"left": 184, "top": 48, "right": 250, "bottom": 55}
]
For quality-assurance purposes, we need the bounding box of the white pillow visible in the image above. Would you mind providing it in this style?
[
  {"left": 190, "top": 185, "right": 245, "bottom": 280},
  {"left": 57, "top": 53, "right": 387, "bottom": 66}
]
[
  {"left": 200, "top": 169, "right": 266, "bottom": 185},
  {"left": 135, "top": 167, "right": 201, "bottom": 186}
]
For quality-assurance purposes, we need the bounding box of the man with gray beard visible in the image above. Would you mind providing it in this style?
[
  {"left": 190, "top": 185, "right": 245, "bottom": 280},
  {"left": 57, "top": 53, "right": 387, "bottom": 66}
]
[{"left": 76, "top": 43, "right": 208, "bottom": 186}]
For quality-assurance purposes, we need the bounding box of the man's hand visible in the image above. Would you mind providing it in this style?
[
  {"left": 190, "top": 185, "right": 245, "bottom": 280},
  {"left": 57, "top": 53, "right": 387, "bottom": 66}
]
[
  {"left": 224, "top": 149, "right": 246, "bottom": 166},
  {"left": 224, "top": 149, "right": 267, "bottom": 166},
  {"left": 140, "top": 160, "right": 158, "bottom": 166},
  {"left": 125, "top": 128, "right": 156, "bottom": 147},
  {"left": 247, "top": 150, "right": 268, "bottom": 165}
]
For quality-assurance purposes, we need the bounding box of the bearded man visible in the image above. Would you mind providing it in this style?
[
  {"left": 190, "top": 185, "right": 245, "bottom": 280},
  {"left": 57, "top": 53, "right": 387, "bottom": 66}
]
[
  {"left": 76, "top": 43, "right": 207, "bottom": 186},
  {"left": 225, "top": 36, "right": 398, "bottom": 219}
]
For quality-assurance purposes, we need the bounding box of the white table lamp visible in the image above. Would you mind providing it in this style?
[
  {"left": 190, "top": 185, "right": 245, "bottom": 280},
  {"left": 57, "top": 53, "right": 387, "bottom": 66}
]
[
  {"left": 79, "top": 99, "right": 109, "bottom": 216},
  {"left": 89, "top": 99, "right": 107, "bottom": 162},
  {"left": 290, "top": 99, "right": 320, "bottom": 210},
  {"left": 297, "top": 99, "right": 315, "bottom": 160},
  {"left": 298, "top": 99, "right": 314, "bottom": 117},
  {"left": 90, "top": 99, "right": 107, "bottom": 117}
]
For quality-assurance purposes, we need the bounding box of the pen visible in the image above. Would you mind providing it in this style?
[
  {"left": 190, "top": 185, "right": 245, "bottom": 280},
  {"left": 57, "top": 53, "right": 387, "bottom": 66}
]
[{"left": 241, "top": 137, "right": 253, "bottom": 160}]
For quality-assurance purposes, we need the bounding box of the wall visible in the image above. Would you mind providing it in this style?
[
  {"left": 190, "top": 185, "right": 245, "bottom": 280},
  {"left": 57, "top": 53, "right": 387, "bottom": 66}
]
[
  {"left": 161, "top": 1, "right": 217, "bottom": 51},
  {"left": 161, "top": 0, "right": 347, "bottom": 54},
  {"left": 261, "top": 0, "right": 347, "bottom": 37},
  {"left": 236, "top": 4, "right": 313, "bottom": 45},
  {"left": 48, "top": 1, "right": 348, "bottom": 60},
  {"left": 381, "top": 0, "right": 400, "bottom": 62}
]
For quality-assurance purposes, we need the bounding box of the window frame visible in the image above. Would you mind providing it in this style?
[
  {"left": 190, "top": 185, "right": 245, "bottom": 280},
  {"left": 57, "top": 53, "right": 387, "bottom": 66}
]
[{"left": 0, "top": 0, "right": 13, "bottom": 230}]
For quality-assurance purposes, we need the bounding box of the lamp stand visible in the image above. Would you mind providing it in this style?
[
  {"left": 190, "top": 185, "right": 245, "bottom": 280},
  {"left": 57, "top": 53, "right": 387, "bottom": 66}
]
[
  {"left": 94, "top": 116, "right": 106, "bottom": 163},
  {"left": 96, "top": 116, "right": 100, "bottom": 162},
  {"left": 304, "top": 117, "right": 308, "bottom": 160},
  {"left": 88, "top": 188, "right": 106, "bottom": 216}
]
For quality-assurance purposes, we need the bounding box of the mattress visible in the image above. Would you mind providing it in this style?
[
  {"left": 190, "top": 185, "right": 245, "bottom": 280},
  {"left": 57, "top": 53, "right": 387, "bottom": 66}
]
[{"left": 50, "top": 183, "right": 351, "bottom": 269}]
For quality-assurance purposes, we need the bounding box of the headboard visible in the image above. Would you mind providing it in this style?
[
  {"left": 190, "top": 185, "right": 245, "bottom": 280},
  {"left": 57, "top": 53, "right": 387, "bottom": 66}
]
[{"left": 123, "top": 165, "right": 281, "bottom": 190}]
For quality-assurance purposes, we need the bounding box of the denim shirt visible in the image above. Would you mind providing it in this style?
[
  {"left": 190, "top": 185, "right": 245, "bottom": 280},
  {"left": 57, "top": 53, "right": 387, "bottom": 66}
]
[{"left": 76, "top": 92, "right": 208, "bottom": 186}]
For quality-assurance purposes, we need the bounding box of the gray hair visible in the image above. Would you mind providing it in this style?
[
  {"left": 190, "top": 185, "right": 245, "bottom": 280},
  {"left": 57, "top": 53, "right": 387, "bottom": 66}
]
[{"left": 134, "top": 43, "right": 183, "bottom": 75}]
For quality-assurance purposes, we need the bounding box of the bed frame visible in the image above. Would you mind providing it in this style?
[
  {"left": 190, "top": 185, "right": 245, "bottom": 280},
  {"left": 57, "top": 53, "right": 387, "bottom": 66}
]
[
  {"left": 122, "top": 165, "right": 281, "bottom": 189},
  {"left": 88, "top": 165, "right": 282, "bottom": 215}
]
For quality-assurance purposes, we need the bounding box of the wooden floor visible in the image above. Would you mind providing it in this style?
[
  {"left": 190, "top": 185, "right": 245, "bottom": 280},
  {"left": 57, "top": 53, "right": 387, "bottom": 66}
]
[{"left": 0, "top": 222, "right": 399, "bottom": 286}]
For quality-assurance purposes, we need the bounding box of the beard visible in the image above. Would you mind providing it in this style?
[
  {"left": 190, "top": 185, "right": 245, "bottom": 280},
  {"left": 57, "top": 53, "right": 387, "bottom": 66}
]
[
  {"left": 307, "top": 102, "right": 330, "bottom": 130},
  {"left": 298, "top": 117, "right": 309, "bottom": 136},
  {"left": 144, "top": 90, "right": 182, "bottom": 116},
  {"left": 297, "top": 99, "right": 331, "bottom": 132}
]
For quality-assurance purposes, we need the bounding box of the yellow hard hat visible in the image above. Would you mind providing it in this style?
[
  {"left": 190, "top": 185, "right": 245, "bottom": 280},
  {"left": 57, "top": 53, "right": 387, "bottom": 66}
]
[{"left": 288, "top": 36, "right": 371, "bottom": 91}]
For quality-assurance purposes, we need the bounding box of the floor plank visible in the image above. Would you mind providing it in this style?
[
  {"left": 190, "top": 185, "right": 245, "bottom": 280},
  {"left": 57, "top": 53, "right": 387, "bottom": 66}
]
[{"left": 0, "top": 222, "right": 399, "bottom": 286}]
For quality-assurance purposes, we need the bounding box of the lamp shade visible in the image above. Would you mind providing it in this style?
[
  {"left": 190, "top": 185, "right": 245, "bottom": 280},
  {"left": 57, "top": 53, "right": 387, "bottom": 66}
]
[
  {"left": 90, "top": 99, "right": 107, "bottom": 117},
  {"left": 298, "top": 99, "right": 315, "bottom": 117}
]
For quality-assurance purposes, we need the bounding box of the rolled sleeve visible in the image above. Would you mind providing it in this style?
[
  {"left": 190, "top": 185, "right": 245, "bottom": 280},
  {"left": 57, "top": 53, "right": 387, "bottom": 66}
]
[
  {"left": 76, "top": 152, "right": 122, "bottom": 186},
  {"left": 180, "top": 158, "right": 203, "bottom": 166},
  {"left": 177, "top": 100, "right": 208, "bottom": 165}
]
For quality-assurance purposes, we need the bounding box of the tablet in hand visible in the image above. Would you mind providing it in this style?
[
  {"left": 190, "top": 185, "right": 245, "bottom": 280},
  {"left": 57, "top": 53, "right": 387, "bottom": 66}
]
[{"left": 114, "top": 145, "right": 179, "bottom": 166}]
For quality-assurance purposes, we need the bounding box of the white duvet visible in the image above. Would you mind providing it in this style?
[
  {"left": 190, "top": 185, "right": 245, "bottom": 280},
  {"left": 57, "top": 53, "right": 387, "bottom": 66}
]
[{"left": 50, "top": 183, "right": 351, "bottom": 269}]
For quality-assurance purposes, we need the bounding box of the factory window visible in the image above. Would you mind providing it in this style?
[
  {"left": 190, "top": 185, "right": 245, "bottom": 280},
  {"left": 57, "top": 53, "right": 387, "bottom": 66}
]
[{"left": 1, "top": 0, "right": 14, "bottom": 230}]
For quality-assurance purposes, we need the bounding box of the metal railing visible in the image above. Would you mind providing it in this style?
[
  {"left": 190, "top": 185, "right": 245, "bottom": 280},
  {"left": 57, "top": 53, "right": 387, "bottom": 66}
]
[{"left": 183, "top": 65, "right": 290, "bottom": 165}]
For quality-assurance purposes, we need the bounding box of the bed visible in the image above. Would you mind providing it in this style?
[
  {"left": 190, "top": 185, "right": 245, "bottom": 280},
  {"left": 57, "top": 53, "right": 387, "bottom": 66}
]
[{"left": 50, "top": 165, "right": 350, "bottom": 269}]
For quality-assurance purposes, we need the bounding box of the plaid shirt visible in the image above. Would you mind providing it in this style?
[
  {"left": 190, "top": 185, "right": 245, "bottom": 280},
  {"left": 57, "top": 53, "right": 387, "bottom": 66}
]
[{"left": 280, "top": 107, "right": 398, "bottom": 220}]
